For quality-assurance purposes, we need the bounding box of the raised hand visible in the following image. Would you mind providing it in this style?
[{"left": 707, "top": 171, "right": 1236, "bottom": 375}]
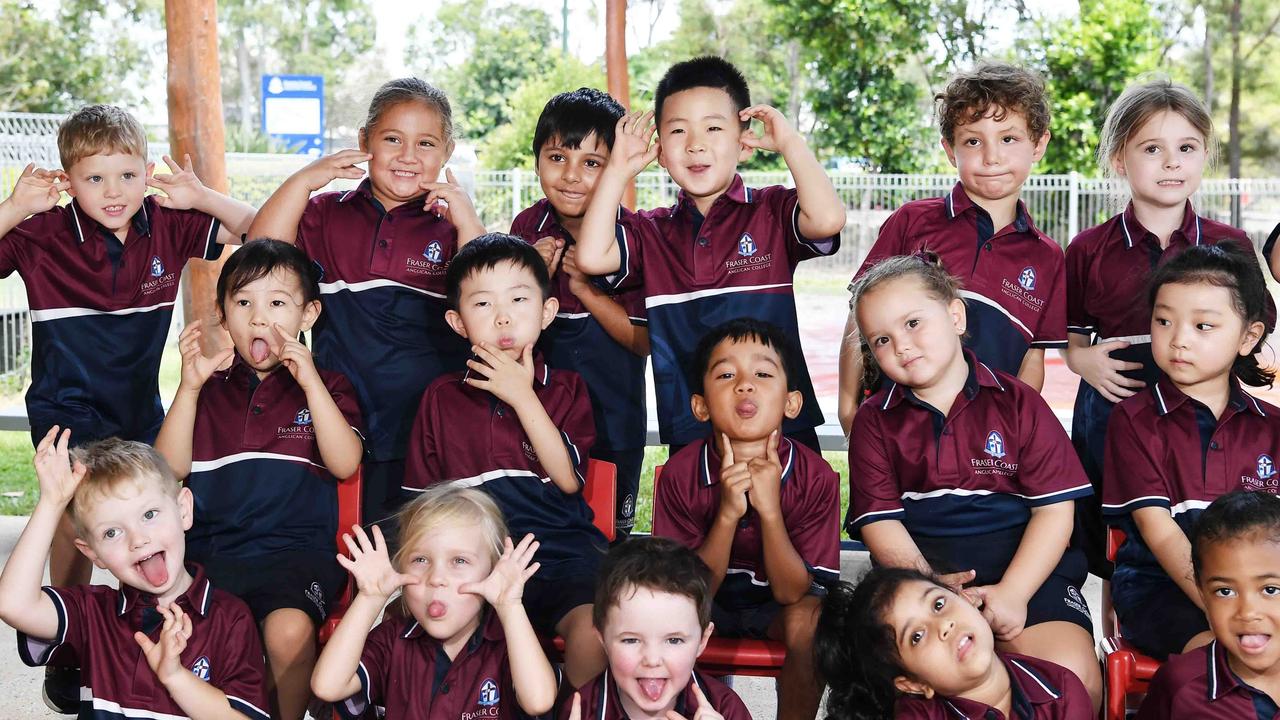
[
  {"left": 738, "top": 105, "right": 801, "bottom": 155},
  {"left": 420, "top": 168, "right": 482, "bottom": 228},
  {"left": 745, "top": 430, "right": 783, "bottom": 518},
  {"left": 293, "top": 149, "right": 371, "bottom": 192},
  {"left": 532, "top": 237, "right": 566, "bottom": 276},
  {"left": 270, "top": 323, "right": 322, "bottom": 392},
  {"left": 336, "top": 524, "right": 420, "bottom": 600},
  {"left": 717, "top": 434, "right": 752, "bottom": 523},
  {"left": 937, "top": 569, "right": 978, "bottom": 595},
  {"left": 464, "top": 343, "right": 537, "bottom": 407},
  {"left": 970, "top": 583, "right": 1029, "bottom": 642},
  {"left": 33, "top": 426, "right": 86, "bottom": 509},
  {"left": 146, "top": 154, "right": 208, "bottom": 210},
  {"left": 561, "top": 245, "right": 588, "bottom": 288},
  {"left": 176, "top": 320, "right": 234, "bottom": 392},
  {"left": 4, "top": 163, "right": 69, "bottom": 216},
  {"left": 134, "top": 604, "right": 192, "bottom": 686},
  {"left": 666, "top": 681, "right": 725, "bottom": 720},
  {"left": 458, "top": 533, "right": 541, "bottom": 610},
  {"left": 608, "top": 111, "right": 659, "bottom": 179}
]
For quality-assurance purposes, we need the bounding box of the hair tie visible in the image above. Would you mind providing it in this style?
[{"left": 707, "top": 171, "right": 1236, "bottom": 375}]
[{"left": 912, "top": 249, "right": 941, "bottom": 265}]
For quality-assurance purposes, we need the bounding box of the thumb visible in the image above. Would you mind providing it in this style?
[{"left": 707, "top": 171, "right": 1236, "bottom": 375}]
[
  {"left": 134, "top": 631, "right": 156, "bottom": 654},
  {"left": 269, "top": 323, "right": 289, "bottom": 354},
  {"left": 721, "top": 433, "right": 734, "bottom": 468},
  {"left": 767, "top": 430, "right": 780, "bottom": 463},
  {"left": 149, "top": 193, "right": 173, "bottom": 208},
  {"left": 521, "top": 343, "right": 534, "bottom": 368}
]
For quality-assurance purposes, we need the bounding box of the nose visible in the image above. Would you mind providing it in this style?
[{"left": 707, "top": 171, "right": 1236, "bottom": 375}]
[
  {"left": 103, "top": 178, "right": 122, "bottom": 198},
  {"left": 1168, "top": 323, "right": 1190, "bottom": 349},
  {"left": 563, "top": 163, "right": 581, "bottom": 184},
  {"left": 129, "top": 527, "right": 151, "bottom": 551},
  {"left": 639, "top": 640, "right": 662, "bottom": 667},
  {"left": 686, "top": 128, "right": 705, "bottom": 153},
  {"left": 427, "top": 563, "right": 448, "bottom": 587},
  {"left": 1236, "top": 592, "right": 1263, "bottom": 622},
  {"left": 494, "top": 307, "right": 511, "bottom": 326},
  {"left": 938, "top": 618, "right": 954, "bottom": 641},
  {"left": 982, "top": 142, "right": 1001, "bottom": 166},
  {"left": 1164, "top": 152, "right": 1182, "bottom": 170},
  {"left": 249, "top": 303, "right": 269, "bottom": 327},
  {"left": 734, "top": 375, "right": 755, "bottom": 394}
]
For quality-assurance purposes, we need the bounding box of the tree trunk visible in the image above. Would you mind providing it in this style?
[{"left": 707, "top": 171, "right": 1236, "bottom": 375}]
[
  {"left": 606, "top": 0, "right": 635, "bottom": 209},
  {"left": 1229, "top": 0, "right": 1241, "bottom": 224}
]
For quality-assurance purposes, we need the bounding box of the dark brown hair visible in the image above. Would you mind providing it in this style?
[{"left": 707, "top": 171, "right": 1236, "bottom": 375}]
[
  {"left": 592, "top": 536, "right": 713, "bottom": 629},
  {"left": 935, "top": 62, "right": 1051, "bottom": 145},
  {"left": 360, "top": 77, "right": 454, "bottom": 146}
]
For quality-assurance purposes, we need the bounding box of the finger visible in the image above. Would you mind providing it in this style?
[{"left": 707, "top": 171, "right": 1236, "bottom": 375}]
[
  {"left": 721, "top": 433, "right": 734, "bottom": 468},
  {"left": 522, "top": 561, "right": 541, "bottom": 582},
  {"left": 134, "top": 631, "right": 156, "bottom": 653},
  {"left": 739, "top": 131, "right": 764, "bottom": 149},
  {"left": 182, "top": 154, "right": 195, "bottom": 174},
  {"left": 35, "top": 425, "right": 60, "bottom": 454},
  {"left": 446, "top": 167, "right": 457, "bottom": 185},
  {"left": 464, "top": 359, "right": 494, "bottom": 379},
  {"left": 767, "top": 430, "right": 780, "bottom": 463},
  {"left": 691, "top": 680, "right": 710, "bottom": 708},
  {"left": 520, "top": 343, "right": 534, "bottom": 369},
  {"left": 1096, "top": 339, "right": 1131, "bottom": 351},
  {"left": 268, "top": 323, "right": 289, "bottom": 355},
  {"left": 55, "top": 427, "right": 73, "bottom": 456},
  {"left": 161, "top": 154, "right": 181, "bottom": 174}
]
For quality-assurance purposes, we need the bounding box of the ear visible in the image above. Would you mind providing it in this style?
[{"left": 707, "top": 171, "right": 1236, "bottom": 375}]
[
  {"left": 1110, "top": 151, "right": 1127, "bottom": 178},
  {"left": 690, "top": 393, "right": 711, "bottom": 423},
  {"left": 540, "top": 295, "right": 559, "bottom": 330},
  {"left": 177, "top": 486, "right": 194, "bottom": 532},
  {"left": 300, "top": 299, "right": 322, "bottom": 332},
  {"left": 894, "top": 675, "right": 934, "bottom": 698},
  {"left": 73, "top": 538, "right": 106, "bottom": 570},
  {"left": 593, "top": 626, "right": 606, "bottom": 650},
  {"left": 948, "top": 297, "right": 967, "bottom": 335},
  {"left": 445, "top": 308, "right": 468, "bottom": 339},
  {"left": 783, "top": 389, "right": 803, "bottom": 419},
  {"left": 940, "top": 137, "right": 958, "bottom": 169},
  {"left": 655, "top": 139, "right": 668, "bottom": 170},
  {"left": 358, "top": 127, "right": 369, "bottom": 153},
  {"left": 1031, "top": 130, "right": 1051, "bottom": 163},
  {"left": 738, "top": 128, "right": 754, "bottom": 163},
  {"left": 697, "top": 622, "right": 714, "bottom": 656},
  {"left": 1240, "top": 320, "right": 1267, "bottom": 356}
]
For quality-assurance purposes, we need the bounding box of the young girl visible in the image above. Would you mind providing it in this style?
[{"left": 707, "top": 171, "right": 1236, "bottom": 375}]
[
  {"left": 815, "top": 568, "right": 1093, "bottom": 720},
  {"left": 311, "top": 485, "right": 558, "bottom": 718},
  {"left": 248, "top": 78, "right": 487, "bottom": 528},
  {"left": 845, "top": 253, "right": 1101, "bottom": 709},
  {"left": 1102, "top": 242, "right": 1279, "bottom": 660},
  {"left": 1063, "top": 80, "right": 1273, "bottom": 579}
]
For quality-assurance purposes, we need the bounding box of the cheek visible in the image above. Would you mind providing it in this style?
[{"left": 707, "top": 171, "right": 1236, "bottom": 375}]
[{"left": 608, "top": 645, "right": 642, "bottom": 676}]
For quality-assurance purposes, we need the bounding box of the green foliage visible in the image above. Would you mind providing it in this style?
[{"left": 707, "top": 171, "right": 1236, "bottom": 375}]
[{"left": 480, "top": 55, "right": 607, "bottom": 170}]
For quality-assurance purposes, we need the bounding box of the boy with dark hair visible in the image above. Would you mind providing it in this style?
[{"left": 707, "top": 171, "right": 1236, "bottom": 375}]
[
  {"left": 403, "top": 232, "right": 607, "bottom": 687},
  {"left": 511, "top": 87, "right": 649, "bottom": 540},
  {"left": 574, "top": 55, "right": 846, "bottom": 454},
  {"left": 560, "top": 536, "right": 751, "bottom": 720},
  {"left": 654, "top": 317, "right": 841, "bottom": 720},
  {"left": 838, "top": 61, "right": 1063, "bottom": 433}
]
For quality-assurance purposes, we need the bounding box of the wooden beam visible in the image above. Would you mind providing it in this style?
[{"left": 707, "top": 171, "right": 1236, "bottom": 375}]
[{"left": 605, "top": 0, "right": 637, "bottom": 210}]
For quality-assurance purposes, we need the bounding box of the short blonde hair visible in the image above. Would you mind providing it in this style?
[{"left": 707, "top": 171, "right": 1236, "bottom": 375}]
[
  {"left": 68, "top": 439, "right": 180, "bottom": 538},
  {"left": 1097, "top": 79, "right": 1216, "bottom": 176},
  {"left": 392, "top": 484, "right": 507, "bottom": 572},
  {"left": 57, "top": 105, "right": 148, "bottom": 170}
]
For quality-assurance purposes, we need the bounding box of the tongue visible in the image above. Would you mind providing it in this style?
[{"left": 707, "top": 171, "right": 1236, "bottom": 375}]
[
  {"left": 638, "top": 678, "right": 665, "bottom": 702},
  {"left": 251, "top": 338, "right": 270, "bottom": 363},
  {"left": 428, "top": 601, "right": 446, "bottom": 619},
  {"left": 1241, "top": 634, "right": 1271, "bottom": 650},
  {"left": 139, "top": 553, "right": 168, "bottom": 587}
]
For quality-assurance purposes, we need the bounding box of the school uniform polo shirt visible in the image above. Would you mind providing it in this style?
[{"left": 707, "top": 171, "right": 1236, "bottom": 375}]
[
  {"left": 17, "top": 564, "right": 269, "bottom": 720},
  {"left": 896, "top": 652, "right": 1093, "bottom": 720},
  {"left": 564, "top": 668, "right": 751, "bottom": 720},
  {"left": 296, "top": 179, "right": 469, "bottom": 462},
  {"left": 610, "top": 175, "right": 837, "bottom": 445},
  {"left": 1138, "top": 641, "right": 1280, "bottom": 720},
  {"left": 846, "top": 351, "right": 1092, "bottom": 540},
  {"left": 0, "top": 196, "right": 220, "bottom": 444},
  {"left": 184, "top": 355, "right": 363, "bottom": 560},
  {"left": 854, "top": 183, "right": 1067, "bottom": 375},
  {"left": 401, "top": 355, "right": 605, "bottom": 577},
  {"left": 1066, "top": 201, "right": 1267, "bottom": 382},
  {"left": 1101, "top": 376, "right": 1280, "bottom": 574},
  {"left": 652, "top": 436, "right": 840, "bottom": 607},
  {"left": 510, "top": 199, "right": 648, "bottom": 451},
  {"left": 339, "top": 611, "right": 521, "bottom": 720}
]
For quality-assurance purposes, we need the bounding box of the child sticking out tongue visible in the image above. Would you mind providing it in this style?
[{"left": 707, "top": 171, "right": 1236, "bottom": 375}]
[{"left": 137, "top": 551, "right": 168, "bottom": 588}]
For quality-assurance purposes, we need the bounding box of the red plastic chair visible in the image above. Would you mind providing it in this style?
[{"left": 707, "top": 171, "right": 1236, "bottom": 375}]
[
  {"left": 653, "top": 465, "right": 786, "bottom": 678},
  {"left": 1101, "top": 526, "right": 1163, "bottom": 720},
  {"left": 549, "top": 460, "right": 617, "bottom": 660},
  {"left": 319, "top": 466, "right": 363, "bottom": 646}
]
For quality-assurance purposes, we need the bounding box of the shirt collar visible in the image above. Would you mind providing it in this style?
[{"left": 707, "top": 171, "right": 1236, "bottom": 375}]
[
  {"left": 461, "top": 350, "right": 552, "bottom": 388},
  {"left": 597, "top": 668, "right": 701, "bottom": 720},
  {"left": 696, "top": 435, "right": 796, "bottom": 487},
  {"left": 677, "top": 174, "right": 750, "bottom": 213},
  {"left": 1207, "top": 639, "right": 1241, "bottom": 701},
  {"left": 880, "top": 349, "right": 1006, "bottom": 411},
  {"left": 119, "top": 563, "right": 214, "bottom": 618},
  {"left": 939, "top": 654, "right": 1062, "bottom": 719},
  {"left": 942, "top": 183, "right": 1031, "bottom": 233},
  {"left": 337, "top": 178, "right": 434, "bottom": 217},
  {"left": 1120, "top": 200, "right": 1202, "bottom": 249},
  {"left": 1152, "top": 374, "right": 1267, "bottom": 418},
  {"left": 69, "top": 196, "right": 151, "bottom": 244},
  {"left": 533, "top": 198, "right": 624, "bottom": 239}
]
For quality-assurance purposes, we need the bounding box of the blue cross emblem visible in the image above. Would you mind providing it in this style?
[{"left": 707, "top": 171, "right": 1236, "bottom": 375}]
[
  {"left": 424, "top": 241, "right": 443, "bottom": 264},
  {"left": 191, "top": 656, "right": 210, "bottom": 681},
  {"left": 1018, "top": 266, "right": 1036, "bottom": 291},
  {"left": 984, "top": 430, "right": 1006, "bottom": 459},
  {"left": 295, "top": 408, "right": 312, "bottom": 426},
  {"left": 738, "top": 233, "right": 757, "bottom": 257},
  {"left": 1260, "top": 454, "right": 1276, "bottom": 480},
  {"left": 150, "top": 256, "right": 165, "bottom": 277},
  {"left": 478, "top": 678, "right": 499, "bottom": 707}
]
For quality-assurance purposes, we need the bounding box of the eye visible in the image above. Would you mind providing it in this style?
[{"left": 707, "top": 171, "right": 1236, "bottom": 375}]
[
  {"left": 707, "top": 125, "right": 722, "bottom": 132},
  {"left": 1196, "top": 322, "right": 1215, "bottom": 331},
  {"left": 103, "top": 527, "right": 120, "bottom": 540},
  {"left": 411, "top": 556, "right": 427, "bottom": 564},
  {"left": 1143, "top": 144, "right": 1160, "bottom": 155},
  {"left": 964, "top": 138, "right": 980, "bottom": 147},
  {"left": 452, "top": 556, "right": 469, "bottom": 565},
  {"left": 513, "top": 295, "right": 528, "bottom": 303},
  {"left": 933, "top": 596, "right": 946, "bottom": 612},
  {"left": 906, "top": 318, "right": 920, "bottom": 329},
  {"left": 669, "top": 128, "right": 684, "bottom": 135},
  {"left": 88, "top": 175, "right": 102, "bottom": 183},
  {"left": 754, "top": 370, "right": 774, "bottom": 379},
  {"left": 385, "top": 136, "right": 401, "bottom": 145},
  {"left": 620, "top": 637, "right": 640, "bottom": 645},
  {"left": 873, "top": 336, "right": 889, "bottom": 347},
  {"left": 666, "top": 637, "right": 685, "bottom": 645},
  {"left": 1001, "top": 136, "right": 1018, "bottom": 144},
  {"left": 910, "top": 629, "right": 924, "bottom": 645},
  {"left": 123, "top": 172, "right": 136, "bottom": 180},
  {"left": 236, "top": 299, "right": 250, "bottom": 307},
  {"left": 549, "top": 153, "right": 565, "bottom": 163},
  {"left": 585, "top": 159, "right": 601, "bottom": 168},
  {"left": 473, "top": 300, "right": 490, "bottom": 308},
  {"left": 1264, "top": 586, "right": 1280, "bottom": 596},
  {"left": 419, "top": 140, "right": 435, "bottom": 148},
  {"left": 716, "top": 371, "right": 734, "bottom": 380},
  {"left": 271, "top": 299, "right": 287, "bottom": 307},
  {"left": 1213, "top": 587, "right": 1237, "bottom": 598},
  {"left": 1180, "top": 143, "right": 1197, "bottom": 153},
  {"left": 1153, "top": 317, "right": 1170, "bottom": 326},
  {"left": 143, "top": 509, "right": 158, "bottom": 520}
]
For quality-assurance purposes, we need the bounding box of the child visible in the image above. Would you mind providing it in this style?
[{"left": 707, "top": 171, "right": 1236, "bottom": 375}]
[
  {"left": 248, "top": 77, "right": 486, "bottom": 527},
  {"left": 154, "top": 239, "right": 364, "bottom": 720},
  {"left": 837, "top": 62, "right": 1062, "bottom": 434},
  {"left": 311, "top": 485, "right": 557, "bottom": 718},
  {"left": 846, "top": 253, "right": 1101, "bottom": 708},
  {"left": 815, "top": 568, "right": 1093, "bottom": 719},
  {"left": 574, "top": 55, "right": 845, "bottom": 453},
  {"left": 1102, "top": 242, "right": 1278, "bottom": 661},
  {"left": 1137, "top": 491, "right": 1280, "bottom": 718},
  {"left": 510, "top": 87, "right": 649, "bottom": 540},
  {"left": 0, "top": 429, "right": 269, "bottom": 719},
  {"left": 652, "top": 317, "right": 839, "bottom": 720},
  {"left": 1065, "top": 80, "right": 1274, "bottom": 580},
  {"left": 0, "top": 103, "right": 256, "bottom": 709},
  {"left": 402, "top": 233, "right": 606, "bottom": 687},
  {"left": 560, "top": 536, "right": 751, "bottom": 720}
]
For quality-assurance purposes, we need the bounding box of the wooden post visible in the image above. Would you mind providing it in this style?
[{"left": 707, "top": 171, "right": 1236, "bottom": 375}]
[
  {"left": 165, "top": 0, "right": 231, "bottom": 352},
  {"left": 605, "top": 0, "right": 637, "bottom": 210}
]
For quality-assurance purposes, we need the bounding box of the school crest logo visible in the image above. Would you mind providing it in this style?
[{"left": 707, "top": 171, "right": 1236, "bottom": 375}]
[
  {"left": 150, "top": 256, "right": 165, "bottom": 277},
  {"left": 191, "top": 656, "right": 210, "bottom": 681},
  {"left": 1260, "top": 454, "right": 1277, "bottom": 480},
  {"left": 294, "top": 408, "right": 312, "bottom": 426},
  {"left": 738, "top": 233, "right": 757, "bottom": 257},
  {"left": 424, "top": 241, "right": 443, "bottom": 264},
  {"left": 984, "top": 430, "right": 1006, "bottom": 459},
  {"left": 1017, "top": 266, "right": 1036, "bottom": 291},
  {"left": 305, "top": 581, "right": 326, "bottom": 618},
  {"left": 478, "top": 678, "right": 499, "bottom": 707}
]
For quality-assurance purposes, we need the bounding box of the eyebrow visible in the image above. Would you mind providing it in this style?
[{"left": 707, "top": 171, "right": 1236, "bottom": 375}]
[{"left": 896, "top": 586, "right": 936, "bottom": 645}]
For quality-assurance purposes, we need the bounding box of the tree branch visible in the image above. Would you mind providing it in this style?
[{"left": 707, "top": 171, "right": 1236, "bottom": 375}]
[{"left": 1243, "top": 8, "right": 1280, "bottom": 62}]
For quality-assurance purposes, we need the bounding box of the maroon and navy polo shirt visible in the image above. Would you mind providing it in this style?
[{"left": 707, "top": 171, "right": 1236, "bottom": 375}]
[
  {"left": 895, "top": 652, "right": 1093, "bottom": 720},
  {"left": 652, "top": 436, "right": 841, "bottom": 608},
  {"left": 0, "top": 195, "right": 221, "bottom": 445},
  {"left": 1101, "top": 376, "right": 1280, "bottom": 574},
  {"left": 609, "top": 175, "right": 838, "bottom": 445},
  {"left": 846, "top": 351, "right": 1092, "bottom": 558},
  {"left": 1066, "top": 201, "right": 1271, "bottom": 383},
  {"left": 510, "top": 199, "right": 648, "bottom": 452},
  {"left": 854, "top": 183, "right": 1067, "bottom": 375},
  {"left": 296, "top": 179, "right": 469, "bottom": 462},
  {"left": 1137, "top": 641, "right": 1280, "bottom": 720},
  {"left": 562, "top": 668, "right": 752, "bottom": 720},
  {"left": 17, "top": 564, "right": 269, "bottom": 720},
  {"left": 184, "top": 354, "right": 363, "bottom": 560},
  {"left": 338, "top": 611, "right": 525, "bottom": 720},
  {"left": 401, "top": 355, "right": 605, "bottom": 577}
]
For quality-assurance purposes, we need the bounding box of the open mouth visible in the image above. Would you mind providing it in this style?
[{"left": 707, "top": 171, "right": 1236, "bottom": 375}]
[
  {"left": 1239, "top": 634, "right": 1272, "bottom": 654},
  {"left": 1156, "top": 179, "right": 1184, "bottom": 187},
  {"left": 136, "top": 551, "right": 169, "bottom": 588},
  {"left": 390, "top": 170, "right": 419, "bottom": 179},
  {"left": 637, "top": 677, "right": 668, "bottom": 702},
  {"left": 957, "top": 633, "right": 973, "bottom": 661},
  {"left": 103, "top": 204, "right": 126, "bottom": 216},
  {"left": 427, "top": 600, "right": 447, "bottom": 619},
  {"left": 250, "top": 337, "right": 271, "bottom": 363}
]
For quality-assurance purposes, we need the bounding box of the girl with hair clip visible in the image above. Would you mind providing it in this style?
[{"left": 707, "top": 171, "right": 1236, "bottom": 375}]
[
  {"left": 814, "top": 567, "right": 1092, "bottom": 720},
  {"left": 1103, "top": 242, "right": 1280, "bottom": 660},
  {"left": 844, "top": 252, "right": 1101, "bottom": 710}
]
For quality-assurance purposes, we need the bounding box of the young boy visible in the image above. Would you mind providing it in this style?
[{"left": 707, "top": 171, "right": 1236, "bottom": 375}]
[
  {"left": 401, "top": 232, "right": 607, "bottom": 687},
  {"left": 1137, "top": 490, "right": 1280, "bottom": 718},
  {"left": 510, "top": 87, "right": 649, "bottom": 540},
  {"left": 837, "top": 62, "right": 1063, "bottom": 434},
  {"left": 0, "top": 103, "right": 255, "bottom": 709},
  {"left": 154, "top": 239, "right": 364, "bottom": 720},
  {"left": 561, "top": 536, "right": 751, "bottom": 720},
  {"left": 574, "top": 55, "right": 845, "bottom": 453},
  {"left": 653, "top": 318, "right": 840, "bottom": 720},
  {"left": 0, "top": 429, "right": 269, "bottom": 719}
]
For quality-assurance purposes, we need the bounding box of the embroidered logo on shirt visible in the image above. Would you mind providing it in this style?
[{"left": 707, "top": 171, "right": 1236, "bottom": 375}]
[
  {"left": 150, "top": 256, "right": 165, "bottom": 277},
  {"left": 1064, "top": 585, "right": 1090, "bottom": 618},
  {"left": 1017, "top": 266, "right": 1036, "bottom": 291},
  {"left": 191, "top": 656, "right": 211, "bottom": 681},
  {"left": 295, "top": 408, "right": 312, "bottom": 426},
  {"left": 521, "top": 440, "right": 538, "bottom": 463},
  {"left": 478, "top": 678, "right": 500, "bottom": 707},
  {"left": 141, "top": 256, "right": 178, "bottom": 295},
  {"left": 424, "top": 241, "right": 443, "bottom": 264},
  {"left": 983, "top": 430, "right": 1006, "bottom": 459},
  {"left": 306, "top": 581, "right": 326, "bottom": 618},
  {"left": 1259, "top": 454, "right": 1277, "bottom": 480},
  {"left": 737, "top": 233, "right": 757, "bottom": 257}
]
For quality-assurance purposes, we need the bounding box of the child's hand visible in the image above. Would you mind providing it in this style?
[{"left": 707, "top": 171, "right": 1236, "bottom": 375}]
[
  {"left": 33, "top": 427, "right": 86, "bottom": 509},
  {"left": 1072, "top": 340, "right": 1145, "bottom": 402},
  {"left": 459, "top": 533, "right": 541, "bottom": 610},
  {"left": 666, "top": 682, "right": 724, "bottom": 720},
  {"left": 608, "top": 111, "right": 659, "bottom": 179},
  {"left": 4, "top": 163, "right": 68, "bottom": 217},
  {"left": 717, "top": 434, "right": 752, "bottom": 523},
  {"left": 294, "top": 149, "right": 371, "bottom": 192},
  {"left": 337, "top": 524, "right": 420, "bottom": 600},
  {"left": 176, "top": 320, "right": 234, "bottom": 392},
  {"left": 970, "top": 583, "right": 1028, "bottom": 641},
  {"left": 532, "top": 237, "right": 565, "bottom": 276},
  {"left": 464, "top": 343, "right": 537, "bottom": 407},
  {"left": 745, "top": 430, "right": 783, "bottom": 519},
  {"left": 146, "top": 154, "right": 208, "bottom": 210},
  {"left": 738, "top": 105, "right": 802, "bottom": 156},
  {"left": 420, "top": 168, "right": 481, "bottom": 227},
  {"left": 270, "top": 323, "right": 322, "bottom": 393},
  {"left": 561, "top": 246, "right": 589, "bottom": 290},
  {"left": 936, "top": 569, "right": 977, "bottom": 595},
  {"left": 134, "top": 604, "right": 191, "bottom": 686}
]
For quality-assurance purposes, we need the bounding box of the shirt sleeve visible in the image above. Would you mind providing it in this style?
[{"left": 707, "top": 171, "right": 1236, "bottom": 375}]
[
  {"left": 1132, "top": 661, "right": 1178, "bottom": 720},
  {"left": 1030, "top": 250, "right": 1069, "bottom": 349},
  {"left": 550, "top": 372, "right": 596, "bottom": 488},
  {"left": 715, "top": 686, "right": 754, "bottom": 720},
  {"left": 845, "top": 408, "right": 906, "bottom": 536},
  {"left": 1013, "top": 387, "right": 1092, "bottom": 505},
  {"left": 788, "top": 455, "right": 842, "bottom": 586},
  {"left": 153, "top": 201, "right": 222, "bottom": 262},
  {"left": 1265, "top": 221, "right": 1280, "bottom": 284},
  {"left": 402, "top": 382, "right": 445, "bottom": 493},
  {"left": 607, "top": 211, "right": 651, "bottom": 292},
  {"left": 324, "top": 372, "right": 366, "bottom": 444},
  {"left": 16, "top": 586, "right": 85, "bottom": 667},
  {"left": 295, "top": 194, "right": 330, "bottom": 257},
  {"left": 652, "top": 461, "right": 709, "bottom": 551},
  {"left": 1064, "top": 236, "right": 1096, "bottom": 337},
  {"left": 762, "top": 185, "right": 840, "bottom": 264},
  {"left": 1101, "top": 402, "right": 1168, "bottom": 516},
  {"left": 337, "top": 618, "right": 396, "bottom": 719},
  {"left": 0, "top": 214, "right": 41, "bottom": 278},
  {"left": 215, "top": 601, "right": 271, "bottom": 720},
  {"left": 852, "top": 203, "right": 912, "bottom": 282}
]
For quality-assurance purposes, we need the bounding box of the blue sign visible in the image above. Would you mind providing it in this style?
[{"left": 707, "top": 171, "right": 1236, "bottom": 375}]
[{"left": 261, "top": 74, "right": 325, "bottom": 156}]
